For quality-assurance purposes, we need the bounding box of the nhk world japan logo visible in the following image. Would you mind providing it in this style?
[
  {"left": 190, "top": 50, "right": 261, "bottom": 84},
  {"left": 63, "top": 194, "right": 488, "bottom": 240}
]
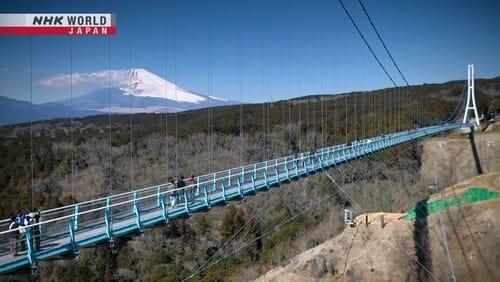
[{"left": 0, "top": 14, "right": 116, "bottom": 35}]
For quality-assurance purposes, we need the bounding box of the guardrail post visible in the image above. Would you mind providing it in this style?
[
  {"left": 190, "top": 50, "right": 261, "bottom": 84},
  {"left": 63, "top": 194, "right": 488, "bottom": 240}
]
[
  {"left": 221, "top": 181, "right": 227, "bottom": 202},
  {"left": 251, "top": 174, "right": 256, "bottom": 192},
  {"left": 74, "top": 204, "right": 79, "bottom": 231},
  {"left": 285, "top": 157, "right": 290, "bottom": 180},
  {"left": 253, "top": 164, "right": 257, "bottom": 179},
  {"left": 212, "top": 173, "right": 217, "bottom": 192},
  {"left": 160, "top": 195, "right": 169, "bottom": 224},
  {"left": 195, "top": 177, "right": 200, "bottom": 196},
  {"left": 68, "top": 217, "right": 77, "bottom": 255},
  {"left": 263, "top": 169, "right": 269, "bottom": 188},
  {"left": 203, "top": 183, "right": 210, "bottom": 208},
  {"left": 237, "top": 177, "right": 243, "bottom": 197},
  {"left": 104, "top": 197, "right": 113, "bottom": 240},
  {"left": 133, "top": 192, "right": 141, "bottom": 230},
  {"left": 274, "top": 159, "right": 279, "bottom": 183},
  {"left": 183, "top": 188, "right": 190, "bottom": 214},
  {"left": 25, "top": 227, "right": 36, "bottom": 268},
  {"left": 39, "top": 214, "right": 43, "bottom": 239},
  {"left": 228, "top": 170, "right": 232, "bottom": 186},
  {"left": 157, "top": 185, "right": 162, "bottom": 207},
  {"left": 241, "top": 166, "right": 245, "bottom": 182}
]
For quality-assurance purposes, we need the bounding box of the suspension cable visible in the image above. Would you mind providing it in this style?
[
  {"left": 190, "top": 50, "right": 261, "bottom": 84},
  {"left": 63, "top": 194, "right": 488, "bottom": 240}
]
[
  {"left": 165, "top": 22, "right": 169, "bottom": 181},
  {"left": 174, "top": 18, "right": 179, "bottom": 178},
  {"left": 70, "top": 34, "right": 75, "bottom": 201},
  {"left": 261, "top": 42, "right": 266, "bottom": 160},
  {"left": 288, "top": 52, "right": 292, "bottom": 155},
  {"left": 207, "top": 9, "right": 213, "bottom": 173},
  {"left": 107, "top": 7, "right": 113, "bottom": 213},
  {"left": 29, "top": 35, "right": 34, "bottom": 210},
  {"left": 238, "top": 15, "right": 244, "bottom": 166},
  {"left": 128, "top": 8, "right": 134, "bottom": 191},
  {"left": 282, "top": 58, "right": 285, "bottom": 155},
  {"left": 298, "top": 65, "right": 302, "bottom": 153},
  {"left": 306, "top": 96, "right": 309, "bottom": 149},
  {"left": 321, "top": 59, "right": 325, "bottom": 147}
]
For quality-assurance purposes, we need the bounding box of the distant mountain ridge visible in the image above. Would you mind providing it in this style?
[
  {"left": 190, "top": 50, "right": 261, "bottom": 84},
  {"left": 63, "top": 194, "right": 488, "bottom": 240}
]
[
  {"left": 0, "top": 68, "right": 238, "bottom": 125},
  {"left": 0, "top": 96, "right": 98, "bottom": 126}
]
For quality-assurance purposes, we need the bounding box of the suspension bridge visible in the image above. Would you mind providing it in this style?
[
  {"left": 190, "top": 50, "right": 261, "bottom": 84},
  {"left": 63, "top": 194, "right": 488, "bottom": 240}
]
[
  {"left": 0, "top": 0, "right": 485, "bottom": 276},
  {"left": 0, "top": 121, "right": 474, "bottom": 274},
  {"left": 0, "top": 63, "right": 481, "bottom": 274}
]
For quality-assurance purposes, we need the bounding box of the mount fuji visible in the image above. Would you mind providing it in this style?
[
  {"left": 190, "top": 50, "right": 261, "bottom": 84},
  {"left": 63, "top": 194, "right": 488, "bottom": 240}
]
[
  {"left": 57, "top": 68, "right": 238, "bottom": 113},
  {"left": 0, "top": 68, "right": 239, "bottom": 125}
]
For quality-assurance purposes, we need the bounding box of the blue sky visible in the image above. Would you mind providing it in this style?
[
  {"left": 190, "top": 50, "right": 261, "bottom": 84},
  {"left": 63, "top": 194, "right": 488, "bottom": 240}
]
[{"left": 0, "top": 0, "right": 499, "bottom": 104}]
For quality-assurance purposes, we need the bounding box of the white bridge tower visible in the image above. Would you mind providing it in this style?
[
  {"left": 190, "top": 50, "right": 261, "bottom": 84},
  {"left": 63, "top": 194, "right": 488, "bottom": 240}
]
[{"left": 463, "top": 64, "right": 480, "bottom": 126}]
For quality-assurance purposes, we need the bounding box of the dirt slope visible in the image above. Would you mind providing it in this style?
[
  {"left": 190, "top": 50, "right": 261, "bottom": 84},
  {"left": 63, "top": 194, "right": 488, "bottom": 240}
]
[
  {"left": 420, "top": 131, "right": 499, "bottom": 189},
  {"left": 257, "top": 173, "right": 500, "bottom": 282}
]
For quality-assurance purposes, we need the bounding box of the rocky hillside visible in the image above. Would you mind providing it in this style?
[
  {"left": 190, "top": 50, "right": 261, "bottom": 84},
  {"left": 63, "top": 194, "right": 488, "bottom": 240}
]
[
  {"left": 420, "top": 129, "right": 499, "bottom": 189},
  {"left": 257, "top": 173, "right": 500, "bottom": 281}
]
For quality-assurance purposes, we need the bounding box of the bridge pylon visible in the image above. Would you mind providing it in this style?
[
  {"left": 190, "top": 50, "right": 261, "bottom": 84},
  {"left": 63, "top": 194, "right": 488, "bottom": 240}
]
[{"left": 462, "top": 64, "right": 480, "bottom": 126}]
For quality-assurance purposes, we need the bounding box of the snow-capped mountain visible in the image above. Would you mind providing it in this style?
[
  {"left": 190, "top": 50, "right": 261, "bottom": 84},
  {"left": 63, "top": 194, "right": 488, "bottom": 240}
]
[
  {"left": 58, "top": 68, "right": 237, "bottom": 113},
  {"left": 0, "top": 68, "right": 239, "bottom": 125}
]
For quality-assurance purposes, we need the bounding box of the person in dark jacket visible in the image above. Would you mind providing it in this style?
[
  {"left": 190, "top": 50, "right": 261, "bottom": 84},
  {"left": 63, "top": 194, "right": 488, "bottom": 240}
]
[{"left": 177, "top": 176, "right": 186, "bottom": 202}]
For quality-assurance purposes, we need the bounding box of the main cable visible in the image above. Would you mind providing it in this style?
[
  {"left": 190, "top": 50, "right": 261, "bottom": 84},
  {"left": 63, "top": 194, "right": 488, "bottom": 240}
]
[
  {"left": 358, "top": 0, "right": 409, "bottom": 86},
  {"left": 337, "top": 0, "right": 398, "bottom": 88}
]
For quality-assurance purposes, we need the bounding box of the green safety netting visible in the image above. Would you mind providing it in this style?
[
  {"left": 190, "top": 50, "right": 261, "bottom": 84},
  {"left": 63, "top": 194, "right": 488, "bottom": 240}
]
[{"left": 402, "top": 187, "right": 500, "bottom": 221}]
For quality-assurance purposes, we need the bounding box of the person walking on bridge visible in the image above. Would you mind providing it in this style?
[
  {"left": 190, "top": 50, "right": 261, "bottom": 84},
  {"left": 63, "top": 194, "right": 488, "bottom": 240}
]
[
  {"left": 177, "top": 176, "right": 186, "bottom": 203},
  {"left": 168, "top": 178, "right": 177, "bottom": 208},
  {"left": 16, "top": 210, "right": 28, "bottom": 251},
  {"left": 188, "top": 175, "right": 197, "bottom": 204},
  {"left": 29, "top": 212, "right": 41, "bottom": 251},
  {"left": 8, "top": 217, "right": 19, "bottom": 256}
]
